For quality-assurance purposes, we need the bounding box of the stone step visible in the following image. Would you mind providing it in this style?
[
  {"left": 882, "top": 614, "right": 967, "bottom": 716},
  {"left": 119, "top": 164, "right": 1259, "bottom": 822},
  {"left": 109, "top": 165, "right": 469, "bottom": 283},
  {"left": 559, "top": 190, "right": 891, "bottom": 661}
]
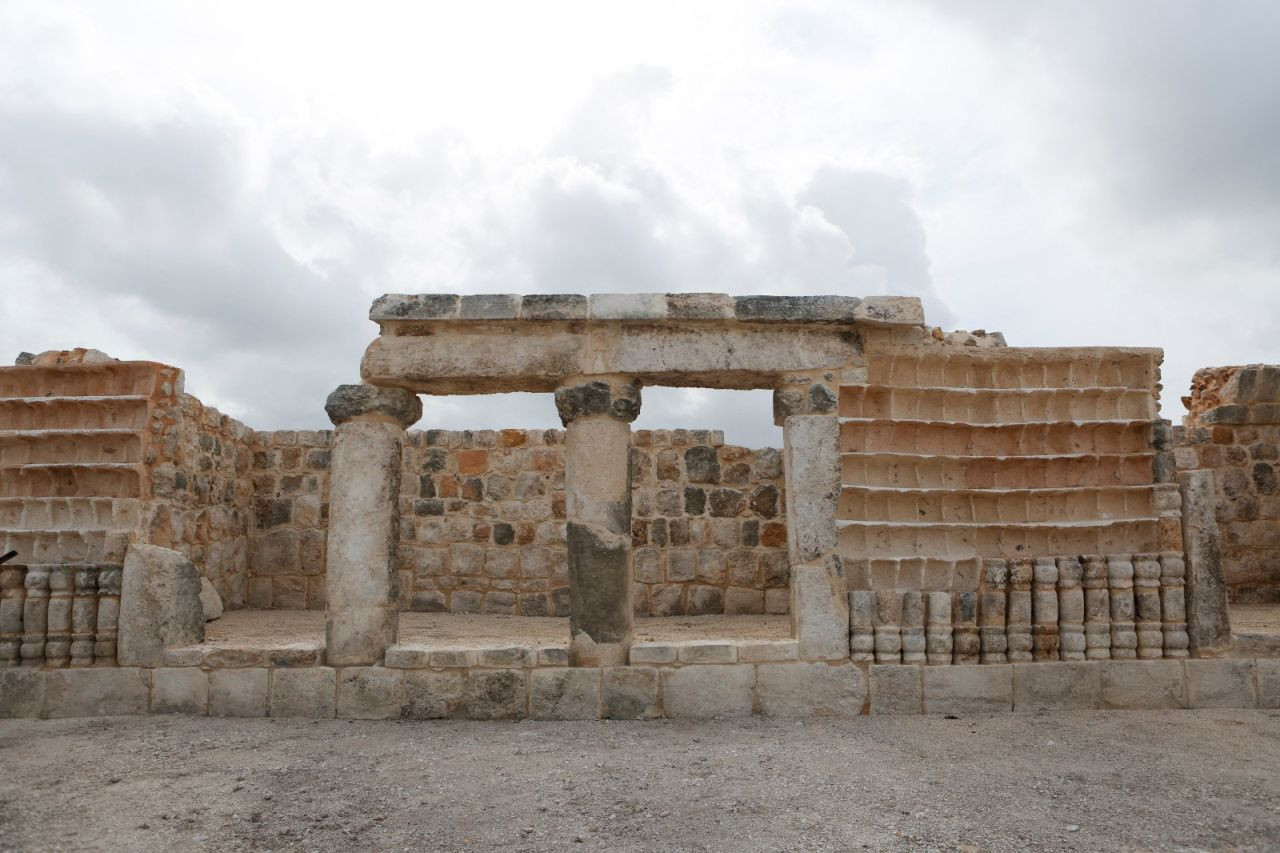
[
  {"left": 0, "top": 496, "right": 143, "bottom": 531},
  {"left": 0, "top": 429, "right": 143, "bottom": 465},
  {"left": 0, "top": 396, "right": 151, "bottom": 430},
  {"left": 0, "top": 463, "right": 145, "bottom": 498},
  {"left": 0, "top": 362, "right": 171, "bottom": 399},
  {"left": 0, "top": 527, "right": 133, "bottom": 564},
  {"left": 838, "top": 385, "right": 1156, "bottom": 423},
  {"left": 838, "top": 484, "right": 1155, "bottom": 525},
  {"left": 865, "top": 347, "right": 1160, "bottom": 390},
  {"left": 841, "top": 452, "right": 1155, "bottom": 490},
  {"left": 839, "top": 418, "right": 1153, "bottom": 457},
  {"left": 835, "top": 517, "right": 1161, "bottom": 561}
]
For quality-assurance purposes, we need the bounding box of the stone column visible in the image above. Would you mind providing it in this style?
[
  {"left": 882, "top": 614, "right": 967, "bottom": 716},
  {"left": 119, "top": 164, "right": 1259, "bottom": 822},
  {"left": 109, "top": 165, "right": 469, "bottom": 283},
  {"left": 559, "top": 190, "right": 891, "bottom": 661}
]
[
  {"left": 555, "top": 376, "right": 641, "bottom": 667},
  {"left": 324, "top": 384, "right": 422, "bottom": 666},
  {"left": 0, "top": 563, "right": 25, "bottom": 667},
  {"left": 1178, "top": 469, "right": 1231, "bottom": 653}
]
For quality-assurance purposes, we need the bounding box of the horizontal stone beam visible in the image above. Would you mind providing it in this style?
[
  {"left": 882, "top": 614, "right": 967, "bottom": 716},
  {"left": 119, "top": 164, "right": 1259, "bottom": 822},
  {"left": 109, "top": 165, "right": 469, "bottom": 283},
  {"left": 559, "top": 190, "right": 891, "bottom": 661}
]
[{"left": 362, "top": 293, "right": 920, "bottom": 394}]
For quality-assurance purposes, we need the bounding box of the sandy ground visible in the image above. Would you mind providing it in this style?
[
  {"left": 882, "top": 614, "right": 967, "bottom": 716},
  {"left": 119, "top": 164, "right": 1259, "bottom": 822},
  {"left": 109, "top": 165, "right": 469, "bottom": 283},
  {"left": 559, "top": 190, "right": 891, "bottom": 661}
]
[
  {"left": 204, "top": 611, "right": 790, "bottom": 648},
  {"left": 1231, "top": 603, "right": 1280, "bottom": 635},
  {"left": 2, "top": 710, "right": 1279, "bottom": 852}
]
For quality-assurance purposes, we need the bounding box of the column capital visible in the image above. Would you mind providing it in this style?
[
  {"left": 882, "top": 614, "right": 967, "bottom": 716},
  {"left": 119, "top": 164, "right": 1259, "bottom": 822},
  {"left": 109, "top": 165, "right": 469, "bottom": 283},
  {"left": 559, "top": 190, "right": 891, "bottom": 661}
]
[
  {"left": 325, "top": 384, "right": 422, "bottom": 428},
  {"left": 554, "top": 376, "right": 641, "bottom": 426}
]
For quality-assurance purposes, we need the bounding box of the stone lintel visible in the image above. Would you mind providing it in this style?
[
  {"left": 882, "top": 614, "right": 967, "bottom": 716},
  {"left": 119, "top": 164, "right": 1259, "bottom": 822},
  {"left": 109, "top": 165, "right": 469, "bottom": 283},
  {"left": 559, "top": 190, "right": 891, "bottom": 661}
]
[{"left": 325, "top": 384, "right": 422, "bottom": 428}]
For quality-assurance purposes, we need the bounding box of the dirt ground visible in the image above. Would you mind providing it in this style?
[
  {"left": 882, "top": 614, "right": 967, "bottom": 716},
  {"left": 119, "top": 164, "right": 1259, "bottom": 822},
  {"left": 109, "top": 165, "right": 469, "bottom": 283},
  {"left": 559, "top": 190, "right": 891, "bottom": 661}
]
[{"left": 3, "top": 710, "right": 1279, "bottom": 852}]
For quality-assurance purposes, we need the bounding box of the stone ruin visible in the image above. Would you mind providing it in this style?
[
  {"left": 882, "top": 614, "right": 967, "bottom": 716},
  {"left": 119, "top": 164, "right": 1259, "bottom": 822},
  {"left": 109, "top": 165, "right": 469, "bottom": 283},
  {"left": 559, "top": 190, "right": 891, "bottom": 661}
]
[{"left": 1, "top": 293, "right": 1277, "bottom": 720}]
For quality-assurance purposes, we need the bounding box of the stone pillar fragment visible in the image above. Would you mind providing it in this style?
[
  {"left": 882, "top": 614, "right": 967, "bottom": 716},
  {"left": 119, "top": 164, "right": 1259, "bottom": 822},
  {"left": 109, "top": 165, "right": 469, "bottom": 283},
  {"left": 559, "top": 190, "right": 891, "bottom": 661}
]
[
  {"left": 874, "top": 590, "right": 903, "bottom": 664},
  {"left": 1005, "top": 558, "right": 1033, "bottom": 662},
  {"left": 1133, "top": 554, "right": 1164, "bottom": 659},
  {"left": 1056, "top": 556, "right": 1086, "bottom": 662},
  {"left": 20, "top": 566, "right": 49, "bottom": 666},
  {"left": 1082, "top": 555, "right": 1111, "bottom": 660},
  {"left": 1159, "top": 552, "right": 1190, "bottom": 658},
  {"left": 118, "top": 545, "right": 205, "bottom": 667},
  {"left": 925, "top": 591, "right": 953, "bottom": 665},
  {"left": 979, "top": 559, "right": 1008, "bottom": 664},
  {"left": 849, "top": 590, "right": 876, "bottom": 662},
  {"left": 901, "top": 591, "right": 926, "bottom": 664},
  {"left": 324, "top": 384, "right": 422, "bottom": 666},
  {"left": 70, "top": 566, "right": 99, "bottom": 667},
  {"left": 1108, "top": 555, "right": 1137, "bottom": 659},
  {"left": 1178, "top": 470, "right": 1231, "bottom": 653},
  {"left": 1031, "top": 557, "right": 1059, "bottom": 662},
  {"left": 94, "top": 567, "right": 121, "bottom": 665},
  {"left": 44, "top": 566, "right": 73, "bottom": 668},
  {"left": 0, "top": 564, "right": 25, "bottom": 667},
  {"left": 952, "top": 591, "right": 980, "bottom": 664},
  {"left": 556, "top": 377, "right": 641, "bottom": 667}
]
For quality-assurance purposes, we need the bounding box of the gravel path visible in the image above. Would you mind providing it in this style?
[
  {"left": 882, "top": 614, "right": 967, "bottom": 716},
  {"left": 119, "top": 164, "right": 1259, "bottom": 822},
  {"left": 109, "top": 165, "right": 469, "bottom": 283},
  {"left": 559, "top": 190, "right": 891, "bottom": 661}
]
[{"left": 3, "top": 710, "right": 1279, "bottom": 851}]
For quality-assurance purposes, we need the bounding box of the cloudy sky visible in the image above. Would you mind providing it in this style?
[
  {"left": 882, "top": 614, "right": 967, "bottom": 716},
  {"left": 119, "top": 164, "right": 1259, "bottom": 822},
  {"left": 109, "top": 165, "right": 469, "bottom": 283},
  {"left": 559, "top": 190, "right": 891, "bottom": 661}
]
[{"left": 2, "top": 1, "right": 1277, "bottom": 446}]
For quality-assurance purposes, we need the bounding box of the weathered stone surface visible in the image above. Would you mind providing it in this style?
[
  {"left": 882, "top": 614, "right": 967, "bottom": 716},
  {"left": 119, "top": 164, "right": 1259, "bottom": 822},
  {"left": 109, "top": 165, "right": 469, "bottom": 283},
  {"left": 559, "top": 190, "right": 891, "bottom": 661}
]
[
  {"left": 665, "top": 293, "right": 733, "bottom": 320},
  {"left": 554, "top": 378, "right": 641, "bottom": 425},
  {"left": 270, "top": 667, "right": 337, "bottom": 718},
  {"left": 0, "top": 668, "right": 45, "bottom": 718},
  {"left": 459, "top": 294, "right": 521, "bottom": 320},
  {"left": 324, "top": 384, "right": 422, "bottom": 428},
  {"left": 756, "top": 662, "right": 864, "bottom": 717},
  {"left": 603, "top": 666, "right": 660, "bottom": 719},
  {"left": 1012, "top": 662, "right": 1101, "bottom": 712},
  {"left": 208, "top": 668, "right": 268, "bottom": 717},
  {"left": 118, "top": 544, "right": 205, "bottom": 667},
  {"left": 870, "top": 664, "right": 921, "bottom": 715},
  {"left": 199, "top": 578, "right": 223, "bottom": 622},
  {"left": 589, "top": 293, "right": 667, "bottom": 321},
  {"left": 45, "top": 668, "right": 149, "bottom": 717},
  {"left": 783, "top": 415, "right": 839, "bottom": 563},
  {"left": 1258, "top": 659, "right": 1280, "bottom": 709},
  {"left": 150, "top": 667, "right": 208, "bottom": 714},
  {"left": 922, "top": 665, "right": 1013, "bottom": 715},
  {"left": 1186, "top": 659, "right": 1257, "bottom": 708},
  {"left": 370, "top": 293, "right": 458, "bottom": 320},
  {"left": 662, "top": 664, "right": 754, "bottom": 718},
  {"left": 520, "top": 293, "right": 588, "bottom": 320},
  {"left": 530, "top": 668, "right": 600, "bottom": 720},
  {"left": 1178, "top": 470, "right": 1232, "bottom": 652},
  {"left": 676, "top": 641, "right": 736, "bottom": 664},
  {"left": 629, "top": 643, "right": 676, "bottom": 664},
  {"left": 790, "top": 560, "right": 848, "bottom": 660},
  {"left": 853, "top": 296, "right": 925, "bottom": 327},
  {"left": 1101, "top": 660, "right": 1185, "bottom": 709},
  {"left": 733, "top": 295, "right": 862, "bottom": 324},
  {"left": 738, "top": 639, "right": 799, "bottom": 662},
  {"left": 337, "top": 667, "right": 404, "bottom": 719},
  {"left": 464, "top": 669, "right": 527, "bottom": 720},
  {"left": 402, "top": 670, "right": 466, "bottom": 719},
  {"left": 384, "top": 644, "right": 431, "bottom": 669}
]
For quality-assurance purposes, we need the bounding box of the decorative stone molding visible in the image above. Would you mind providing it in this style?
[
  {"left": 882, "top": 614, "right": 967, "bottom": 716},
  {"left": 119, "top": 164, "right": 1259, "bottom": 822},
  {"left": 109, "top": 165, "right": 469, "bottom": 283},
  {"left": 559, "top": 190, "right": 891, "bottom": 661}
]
[
  {"left": 324, "top": 384, "right": 422, "bottom": 428},
  {"left": 553, "top": 378, "right": 641, "bottom": 426}
]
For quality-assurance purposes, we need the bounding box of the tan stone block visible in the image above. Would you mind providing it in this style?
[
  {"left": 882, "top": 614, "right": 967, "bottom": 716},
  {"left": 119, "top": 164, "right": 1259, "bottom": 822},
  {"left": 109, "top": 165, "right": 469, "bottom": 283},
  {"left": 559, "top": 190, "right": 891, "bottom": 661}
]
[
  {"left": 1012, "top": 662, "right": 1101, "bottom": 712},
  {"left": 629, "top": 643, "right": 677, "bottom": 665},
  {"left": 430, "top": 648, "right": 478, "bottom": 668},
  {"left": 757, "top": 662, "right": 864, "bottom": 717},
  {"left": 676, "top": 641, "right": 737, "bottom": 664},
  {"left": 151, "top": 667, "right": 208, "bottom": 714},
  {"left": 45, "top": 668, "right": 149, "bottom": 717},
  {"left": 724, "top": 586, "right": 764, "bottom": 615},
  {"left": 737, "top": 640, "right": 799, "bottom": 663},
  {"left": 537, "top": 645, "right": 570, "bottom": 666},
  {"left": 1186, "top": 659, "right": 1257, "bottom": 709},
  {"left": 922, "top": 665, "right": 1013, "bottom": 715},
  {"left": 464, "top": 669, "right": 527, "bottom": 720},
  {"left": 163, "top": 645, "right": 206, "bottom": 667},
  {"left": 1258, "top": 659, "right": 1280, "bottom": 709},
  {"left": 530, "top": 668, "right": 600, "bottom": 720},
  {"left": 208, "top": 668, "right": 268, "bottom": 717},
  {"left": 270, "top": 667, "right": 337, "bottom": 718},
  {"left": 870, "top": 664, "right": 921, "bottom": 715},
  {"left": 478, "top": 646, "right": 534, "bottom": 668},
  {"left": 403, "top": 670, "right": 465, "bottom": 719},
  {"left": 603, "top": 666, "right": 660, "bottom": 719},
  {"left": 337, "top": 667, "right": 404, "bottom": 719},
  {"left": 204, "top": 647, "right": 266, "bottom": 668},
  {"left": 662, "top": 664, "right": 754, "bottom": 718},
  {"left": 0, "top": 668, "right": 45, "bottom": 718},
  {"left": 384, "top": 644, "right": 431, "bottom": 669},
  {"left": 1101, "top": 660, "right": 1185, "bottom": 709}
]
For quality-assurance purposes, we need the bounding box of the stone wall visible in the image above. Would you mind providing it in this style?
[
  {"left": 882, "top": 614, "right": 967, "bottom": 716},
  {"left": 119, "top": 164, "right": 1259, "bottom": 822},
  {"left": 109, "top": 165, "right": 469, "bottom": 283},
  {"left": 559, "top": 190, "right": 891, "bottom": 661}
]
[
  {"left": 245, "top": 428, "right": 789, "bottom": 615},
  {"left": 1177, "top": 365, "right": 1280, "bottom": 602}
]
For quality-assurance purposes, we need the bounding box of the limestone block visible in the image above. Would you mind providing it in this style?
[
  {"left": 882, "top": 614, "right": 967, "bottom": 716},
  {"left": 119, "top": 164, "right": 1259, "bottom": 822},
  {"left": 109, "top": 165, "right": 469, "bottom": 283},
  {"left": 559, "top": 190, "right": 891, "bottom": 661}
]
[
  {"left": 1178, "top": 470, "right": 1232, "bottom": 652},
  {"left": 270, "top": 667, "right": 337, "bottom": 718},
  {"left": 662, "top": 664, "right": 754, "bottom": 718},
  {"left": 1258, "top": 659, "right": 1280, "bottom": 709},
  {"left": 478, "top": 646, "right": 535, "bottom": 668},
  {"left": 0, "top": 668, "right": 45, "bottom": 718},
  {"left": 464, "top": 669, "right": 527, "bottom": 720},
  {"left": 530, "top": 668, "right": 601, "bottom": 720},
  {"left": 118, "top": 544, "right": 205, "bottom": 667},
  {"left": 337, "top": 667, "right": 404, "bottom": 719},
  {"left": 150, "top": 667, "right": 208, "bottom": 714},
  {"left": 45, "top": 668, "right": 149, "bottom": 718},
  {"left": 853, "top": 296, "right": 925, "bottom": 327},
  {"left": 783, "top": 416, "right": 840, "bottom": 563},
  {"left": 402, "top": 670, "right": 466, "bottom": 719},
  {"left": 629, "top": 643, "right": 676, "bottom": 665},
  {"left": 676, "top": 641, "right": 737, "bottom": 664},
  {"left": 603, "top": 666, "right": 660, "bottom": 719},
  {"left": 163, "top": 646, "right": 205, "bottom": 667},
  {"left": 1100, "top": 660, "right": 1185, "bottom": 710},
  {"left": 537, "top": 646, "right": 570, "bottom": 666},
  {"left": 733, "top": 294, "right": 862, "bottom": 323},
  {"left": 520, "top": 293, "right": 588, "bottom": 320},
  {"left": 790, "top": 560, "right": 848, "bottom": 661},
  {"left": 208, "top": 668, "right": 268, "bottom": 717},
  {"left": 459, "top": 293, "right": 520, "bottom": 320},
  {"left": 1012, "top": 662, "right": 1101, "bottom": 712},
  {"left": 737, "top": 640, "right": 799, "bottom": 663},
  {"left": 1186, "top": 659, "right": 1257, "bottom": 709},
  {"left": 384, "top": 645, "right": 431, "bottom": 669},
  {"left": 199, "top": 578, "right": 223, "bottom": 622},
  {"left": 922, "top": 665, "right": 1013, "bottom": 715},
  {"left": 757, "top": 662, "right": 865, "bottom": 717},
  {"left": 869, "top": 664, "right": 921, "bottom": 715},
  {"left": 589, "top": 293, "right": 667, "bottom": 321}
]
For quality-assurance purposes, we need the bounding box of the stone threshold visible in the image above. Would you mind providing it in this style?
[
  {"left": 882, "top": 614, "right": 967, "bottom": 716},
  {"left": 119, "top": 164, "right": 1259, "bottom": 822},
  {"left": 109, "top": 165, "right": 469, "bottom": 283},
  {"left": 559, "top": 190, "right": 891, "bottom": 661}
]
[{"left": 3, "top": 658, "right": 1278, "bottom": 721}]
